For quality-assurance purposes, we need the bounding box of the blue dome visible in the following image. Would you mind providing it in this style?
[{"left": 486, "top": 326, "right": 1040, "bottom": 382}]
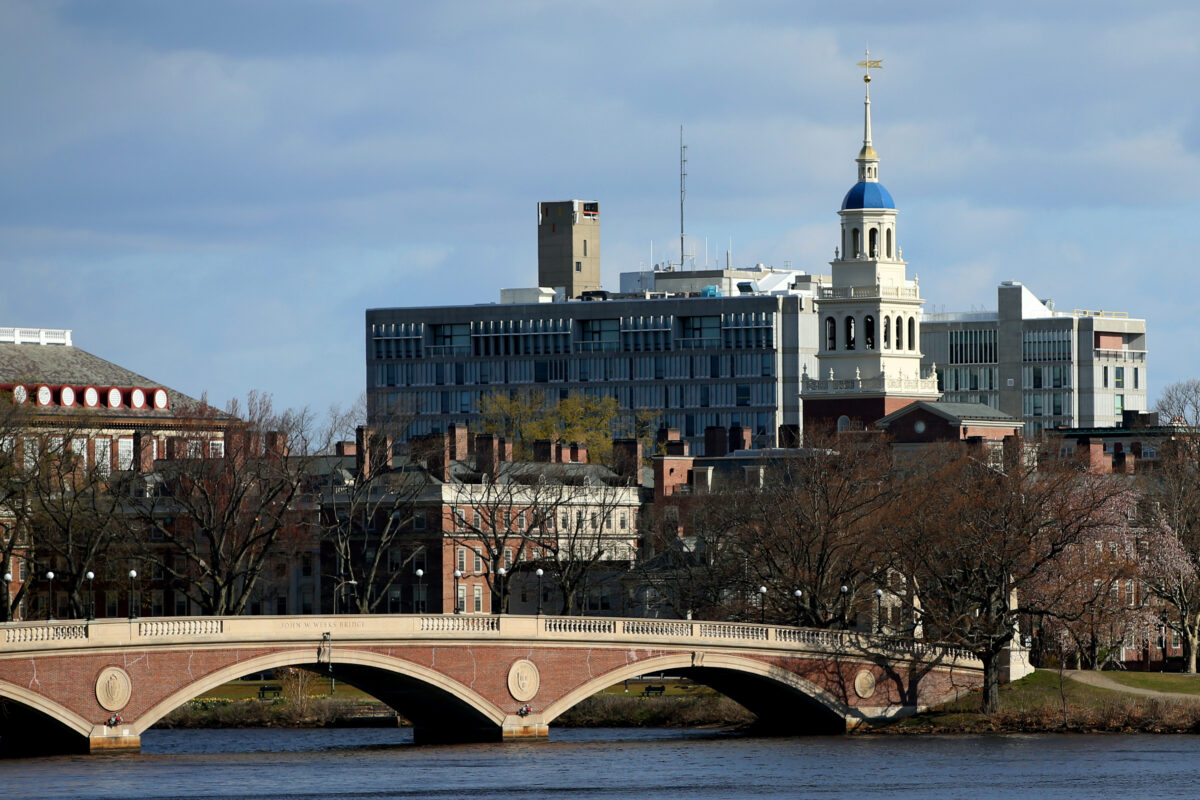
[{"left": 841, "top": 181, "right": 895, "bottom": 210}]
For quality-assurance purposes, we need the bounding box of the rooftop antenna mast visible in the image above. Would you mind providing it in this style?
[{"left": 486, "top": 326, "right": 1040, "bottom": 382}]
[{"left": 680, "top": 125, "right": 687, "bottom": 270}]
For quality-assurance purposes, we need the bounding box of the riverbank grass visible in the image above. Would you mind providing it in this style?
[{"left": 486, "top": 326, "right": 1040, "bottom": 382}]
[{"left": 888, "top": 669, "right": 1200, "bottom": 733}]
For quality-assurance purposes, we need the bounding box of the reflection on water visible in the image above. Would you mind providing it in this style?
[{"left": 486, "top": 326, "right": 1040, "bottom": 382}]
[{"left": 6, "top": 728, "right": 1200, "bottom": 800}]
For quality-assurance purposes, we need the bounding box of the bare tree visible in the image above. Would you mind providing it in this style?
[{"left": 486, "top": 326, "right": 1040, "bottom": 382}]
[
  {"left": 320, "top": 412, "right": 434, "bottom": 614},
  {"left": 126, "top": 392, "right": 320, "bottom": 616},
  {"left": 24, "top": 421, "right": 124, "bottom": 619},
  {"left": 897, "top": 443, "right": 1135, "bottom": 712},
  {"left": 727, "top": 430, "right": 900, "bottom": 627},
  {"left": 1136, "top": 379, "right": 1200, "bottom": 672},
  {"left": 444, "top": 462, "right": 569, "bottom": 613}
]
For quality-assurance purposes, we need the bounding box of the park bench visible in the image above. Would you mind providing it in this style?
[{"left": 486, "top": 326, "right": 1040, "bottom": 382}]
[
  {"left": 257, "top": 684, "right": 283, "bottom": 699},
  {"left": 640, "top": 684, "right": 665, "bottom": 698}
]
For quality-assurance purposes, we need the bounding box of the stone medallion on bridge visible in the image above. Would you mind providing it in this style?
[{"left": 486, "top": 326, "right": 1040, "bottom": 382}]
[
  {"left": 95, "top": 666, "right": 132, "bottom": 711},
  {"left": 853, "top": 669, "right": 877, "bottom": 700},
  {"left": 507, "top": 659, "right": 540, "bottom": 702}
]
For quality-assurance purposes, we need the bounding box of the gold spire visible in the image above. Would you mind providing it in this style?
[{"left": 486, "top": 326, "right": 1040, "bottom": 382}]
[{"left": 856, "top": 49, "right": 881, "bottom": 168}]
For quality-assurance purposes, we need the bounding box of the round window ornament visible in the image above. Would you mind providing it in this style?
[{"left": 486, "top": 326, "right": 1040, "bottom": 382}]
[
  {"left": 507, "top": 659, "right": 541, "bottom": 702},
  {"left": 913, "top": 420, "right": 926, "bottom": 434},
  {"left": 36, "top": 385, "right": 52, "bottom": 406},
  {"left": 107, "top": 388, "right": 122, "bottom": 408},
  {"left": 83, "top": 387, "right": 99, "bottom": 408},
  {"left": 95, "top": 666, "right": 132, "bottom": 712},
  {"left": 131, "top": 389, "right": 146, "bottom": 409},
  {"left": 12, "top": 385, "right": 27, "bottom": 404},
  {"left": 60, "top": 386, "right": 75, "bottom": 407},
  {"left": 153, "top": 389, "right": 168, "bottom": 409},
  {"left": 853, "top": 669, "right": 877, "bottom": 699}
]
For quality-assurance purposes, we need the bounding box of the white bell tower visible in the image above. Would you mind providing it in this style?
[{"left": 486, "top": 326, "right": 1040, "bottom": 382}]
[{"left": 802, "top": 51, "right": 939, "bottom": 433}]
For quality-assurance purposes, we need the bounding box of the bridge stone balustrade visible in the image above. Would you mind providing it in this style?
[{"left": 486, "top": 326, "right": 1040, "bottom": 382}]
[{"left": 0, "top": 614, "right": 985, "bottom": 757}]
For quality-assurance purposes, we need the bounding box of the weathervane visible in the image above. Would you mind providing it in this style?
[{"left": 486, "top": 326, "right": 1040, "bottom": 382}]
[{"left": 857, "top": 48, "right": 882, "bottom": 83}]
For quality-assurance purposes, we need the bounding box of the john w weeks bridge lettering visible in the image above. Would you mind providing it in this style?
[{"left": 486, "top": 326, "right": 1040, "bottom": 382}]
[{"left": 0, "top": 614, "right": 983, "bottom": 756}]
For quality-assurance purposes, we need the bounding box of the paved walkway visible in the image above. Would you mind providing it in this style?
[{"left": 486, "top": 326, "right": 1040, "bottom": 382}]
[{"left": 1064, "top": 669, "right": 1200, "bottom": 700}]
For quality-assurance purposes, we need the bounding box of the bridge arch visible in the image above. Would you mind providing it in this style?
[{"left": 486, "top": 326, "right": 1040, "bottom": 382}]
[
  {"left": 541, "top": 653, "right": 856, "bottom": 734},
  {"left": 0, "top": 679, "right": 99, "bottom": 756},
  {"left": 135, "top": 649, "right": 507, "bottom": 742}
]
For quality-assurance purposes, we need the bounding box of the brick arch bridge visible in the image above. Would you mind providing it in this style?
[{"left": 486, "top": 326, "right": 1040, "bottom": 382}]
[{"left": 0, "top": 614, "right": 983, "bottom": 756}]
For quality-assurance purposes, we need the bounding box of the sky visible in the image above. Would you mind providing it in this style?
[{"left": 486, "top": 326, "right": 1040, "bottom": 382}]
[{"left": 2, "top": 1, "right": 1198, "bottom": 419}]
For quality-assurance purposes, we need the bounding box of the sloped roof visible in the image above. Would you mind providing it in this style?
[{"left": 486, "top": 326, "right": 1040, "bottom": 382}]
[
  {"left": 876, "top": 400, "right": 1017, "bottom": 428},
  {"left": 0, "top": 341, "right": 219, "bottom": 421}
]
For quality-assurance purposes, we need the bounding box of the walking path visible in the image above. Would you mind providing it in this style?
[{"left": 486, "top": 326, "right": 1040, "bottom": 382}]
[{"left": 1064, "top": 669, "right": 1200, "bottom": 700}]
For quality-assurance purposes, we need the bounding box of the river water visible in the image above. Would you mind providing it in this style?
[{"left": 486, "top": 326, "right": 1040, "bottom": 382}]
[{"left": 5, "top": 728, "right": 1200, "bottom": 800}]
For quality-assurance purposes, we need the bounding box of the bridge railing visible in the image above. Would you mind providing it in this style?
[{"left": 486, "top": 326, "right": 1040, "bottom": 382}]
[{"left": 0, "top": 614, "right": 981, "bottom": 666}]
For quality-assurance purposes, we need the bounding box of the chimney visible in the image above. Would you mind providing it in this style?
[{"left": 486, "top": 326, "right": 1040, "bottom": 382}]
[
  {"left": 1003, "top": 434, "right": 1023, "bottom": 472},
  {"left": 409, "top": 432, "right": 449, "bottom": 481},
  {"left": 611, "top": 439, "right": 643, "bottom": 484},
  {"left": 656, "top": 427, "right": 682, "bottom": 446},
  {"left": 653, "top": 452, "right": 695, "bottom": 498},
  {"left": 1074, "top": 437, "right": 1110, "bottom": 474},
  {"left": 475, "top": 433, "right": 500, "bottom": 477},
  {"left": 778, "top": 424, "right": 800, "bottom": 449},
  {"left": 133, "top": 432, "right": 156, "bottom": 472},
  {"left": 705, "top": 427, "right": 728, "bottom": 458},
  {"left": 728, "top": 426, "right": 751, "bottom": 453},
  {"left": 665, "top": 439, "right": 689, "bottom": 456},
  {"left": 554, "top": 441, "right": 567, "bottom": 463},
  {"left": 448, "top": 423, "right": 471, "bottom": 461},
  {"left": 264, "top": 431, "right": 289, "bottom": 459},
  {"left": 335, "top": 441, "right": 356, "bottom": 458},
  {"left": 569, "top": 443, "right": 588, "bottom": 463},
  {"left": 533, "top": 440, "right": 554, "bottom": 462}
]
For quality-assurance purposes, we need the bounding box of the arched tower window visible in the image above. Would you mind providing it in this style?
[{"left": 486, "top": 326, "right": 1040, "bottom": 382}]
[
  {"left": 864, "top": 315, "right": 875, "bottom": 350},
  {"left": 882, "top": 316, "right": 891, "bottom": 349},
  {"left": 886, "top": 228, "right": 893, "bottom": 259},
  {"left": 895, "top": 315, "right": 904, "bottom": 350},
  {"left": 825, "top": 317, "right": 837, "bottom": 351},
  {"left": 844, "top": 316, "right": 856, "bottom": 351},
  {"left": 908, "top": 317, "right": 916, "bottom": 351},
  {"left": 837, "top": 415, "right": 851, "bottom": 433},
  {"left": 869, "top": 228, "right": 878, "bottom": 258},
  {"left": 851, "top": 228, "right": 861, "bottom": 258}
]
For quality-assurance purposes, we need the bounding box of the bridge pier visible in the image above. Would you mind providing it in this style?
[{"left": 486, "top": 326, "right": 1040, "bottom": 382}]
[
  {"left": 501, "top": 714, "right": 548, "bottom": 741},
  {"left": 88, "top": 724, "right": 141, "bottom": 753}
]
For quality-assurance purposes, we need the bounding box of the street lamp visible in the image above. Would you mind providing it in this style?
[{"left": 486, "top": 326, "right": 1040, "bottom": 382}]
[
  {"left": 85, "top": 571, "right": 95, "bottom": 621},
  {"left": 2, "top": 572, "right": 10, "bottom": 622},
  {"left": 453, "top": 569, "right": 462, "bottom": 614},
  {"left": 415, "top": 569, "right": 424, "bottom": 614},
  {"left": 875, "top": 588, "right": 884, "bottom": 633},
  {"left": 840, "top": 584, "right": 849, "bottom": 629},
  {"left": 128, "top": 569, "right": 139, "bottom": 620},
  {"left": 793, "top": 589, "right": 803, "bottom": 627},
  {"left": 45, "top": 571, "right": 55, "bottom": 620},
  {"left": 757, "top": 585, "right": 767, "bottom": 624},
  {"left": 535, "top": 568, "right": 544, "bottom": 615},
  {"left": 496, "top": 567, "right": 506, "bottom": 615}
]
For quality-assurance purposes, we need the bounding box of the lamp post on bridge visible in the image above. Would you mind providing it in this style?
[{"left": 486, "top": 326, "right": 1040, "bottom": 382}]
[
  {"left": 757, "top": 585, "right": 767, "bottom": 624},
  {"left": 85, "top": 571, "right": 95, "bottom": 621},
  {"left": 793, "top": 589, "right": 802, "bottom": 627},
  {"left": 875, "top": 588, "right": 884, "bottom": 633},
  {"left": 333, "top": 578, "right": 358, "bottom": 614},
  {"left": 495, "top": 567, "right": 506, "bottom": 615},
  {"left": 45, "top": 571, "right": 55, "bottom": 620},
  {"left": 452, "top": 569, "right": 462, "bottom": 614},
  {"left": 128, "top": 569, "right": 138, "bottom": 620},
  {"left": 535, "top": 568, "right": 544, "bottom": 615},
  {"left": 415, "top": 569, "right": 424, "bottom": 613},
  {"left": 839, "top": 584, "right": 849, "bottom": 629},
  {"left": 2, "top": 572, "right": 10, "bottom": 622}
]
